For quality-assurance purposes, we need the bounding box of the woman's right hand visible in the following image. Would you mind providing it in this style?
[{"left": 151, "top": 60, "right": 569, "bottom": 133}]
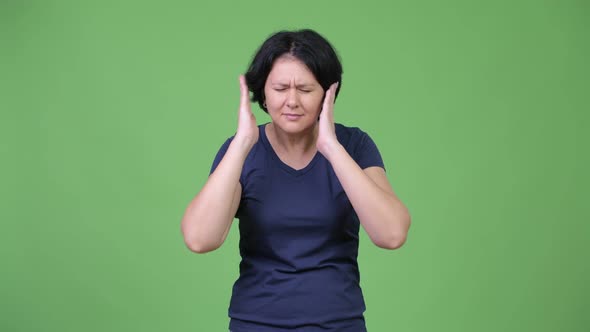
[{"left": 235, "top": 75, "right": 259, "bottom": 148}]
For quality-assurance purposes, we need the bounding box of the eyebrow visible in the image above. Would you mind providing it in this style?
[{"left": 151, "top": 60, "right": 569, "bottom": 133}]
[{"left": 271, "top": 82, "right": 316, "bottom": 88}]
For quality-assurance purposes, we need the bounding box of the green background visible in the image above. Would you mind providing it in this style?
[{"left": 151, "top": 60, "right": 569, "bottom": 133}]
[{"left": 1, "top": 0, "right": 588, "bottom": 331}]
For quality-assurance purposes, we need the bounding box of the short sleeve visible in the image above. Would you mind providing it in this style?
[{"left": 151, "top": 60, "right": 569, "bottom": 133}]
[
  {"left": 209, "top": 138, "right": 233, "bottom": 175},
  {"left": 353, "top": 130, "right": 385, "bottom": 171}
]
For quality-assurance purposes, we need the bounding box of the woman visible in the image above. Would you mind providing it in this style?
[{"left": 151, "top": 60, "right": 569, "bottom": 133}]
[{"left": 181, "top": 29, "right": 411, "bottom": 332}]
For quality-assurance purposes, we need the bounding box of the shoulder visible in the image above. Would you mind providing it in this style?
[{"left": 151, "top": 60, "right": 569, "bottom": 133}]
[
  {"left": 335, "top": 123, "right": 372, "bottom": 147},
  {"left": 211, "top": 124, "right": 268, "bottom": 179},
  {"left": 212, "top": 124, "right": 267, "bottom": 164},
  {"left": 215, "top": 124, "right": 266, "bottom": 151},
  {"left": 335, "top": 123, "right": 385, "bottom": 169}
]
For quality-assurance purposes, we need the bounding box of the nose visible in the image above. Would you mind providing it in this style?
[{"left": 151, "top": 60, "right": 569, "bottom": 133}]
[{"left": 286, "top": 88, "right": 298, "bottom": 109}]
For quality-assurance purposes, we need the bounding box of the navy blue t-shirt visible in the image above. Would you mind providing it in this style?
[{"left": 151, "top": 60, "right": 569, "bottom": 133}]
[{"left": 210, "top": 123, "right": 385, "bottom": 332}]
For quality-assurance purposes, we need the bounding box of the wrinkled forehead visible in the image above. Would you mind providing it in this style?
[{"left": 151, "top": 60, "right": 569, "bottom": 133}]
[{"left": 266, "top": 54, "right": 319, "bottom": 85}]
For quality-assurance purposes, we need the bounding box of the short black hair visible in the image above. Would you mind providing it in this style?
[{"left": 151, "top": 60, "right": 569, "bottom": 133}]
[{"left": 245, "top": 29, "right": 343, "bottom": 113}]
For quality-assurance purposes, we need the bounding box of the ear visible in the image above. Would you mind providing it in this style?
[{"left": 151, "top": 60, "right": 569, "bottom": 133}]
[{"left": 261, "top": 92, "right": 267, "bottom": 111}]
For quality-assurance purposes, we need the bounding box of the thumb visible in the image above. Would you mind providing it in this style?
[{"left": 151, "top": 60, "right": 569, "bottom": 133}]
[{"left": 239, "top": 75, "right": 250, "bottom": 110}]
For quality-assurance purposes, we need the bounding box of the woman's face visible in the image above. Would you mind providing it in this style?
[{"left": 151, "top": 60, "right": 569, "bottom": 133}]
[{"left": 264, "top": 55, "right": 325, "bottom": 135}]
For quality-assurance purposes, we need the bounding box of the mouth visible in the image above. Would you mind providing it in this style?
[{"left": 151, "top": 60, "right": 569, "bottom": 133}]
[{"left": 283, "top": 113, "right": 303, "bottom": 120}]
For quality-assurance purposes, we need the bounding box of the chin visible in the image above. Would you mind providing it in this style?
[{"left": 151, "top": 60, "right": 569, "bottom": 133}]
[{"left": 273, "top": 118, "right": 316, "bottom": 134}]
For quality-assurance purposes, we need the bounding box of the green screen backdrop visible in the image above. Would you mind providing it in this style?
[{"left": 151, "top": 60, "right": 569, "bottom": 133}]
[{"left": 1, "top": 0, "right": 588, "bottom": 331}]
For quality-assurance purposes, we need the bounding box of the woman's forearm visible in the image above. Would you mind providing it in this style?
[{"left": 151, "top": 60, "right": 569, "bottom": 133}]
[
  {"left": 181, "top": 138, "right": 252, "bottom": 253},
  {"left": 322, "top": 143, "right": 411, "bottom": 249}
]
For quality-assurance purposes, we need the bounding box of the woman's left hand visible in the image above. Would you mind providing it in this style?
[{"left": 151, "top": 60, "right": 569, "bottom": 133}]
[{"left": 316, "top": 82, "right": 340, "bottom": 157}]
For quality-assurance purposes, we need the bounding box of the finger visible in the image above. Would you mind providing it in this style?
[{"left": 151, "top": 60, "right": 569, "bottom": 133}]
[
  {"left": 322, "top": 87, "right": 332, "bottom": 111},
  {"left": 331, "top": 82, "right": 339, "bottom": 97},
  {"left": 239, "top": 75, "right": 250, "bottom": 110},
  {"left": 322, "top": 82, "right": 338, "bottom": 112}
]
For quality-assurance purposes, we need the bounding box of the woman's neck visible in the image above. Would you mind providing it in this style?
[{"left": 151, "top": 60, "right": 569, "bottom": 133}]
[{"left": 266, "top": 122, "right": 318, "bottom": 156}]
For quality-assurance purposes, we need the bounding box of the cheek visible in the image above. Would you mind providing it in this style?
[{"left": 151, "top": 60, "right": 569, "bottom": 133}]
[
  {"left": 303, "top": 94, "right": 324, "bottom": 112},
  {"left": 265, "top": 94, "right": 283, "bottom": 109},
  {"left": 264, "top": 87, "right": 283, "bottom": 102}
]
